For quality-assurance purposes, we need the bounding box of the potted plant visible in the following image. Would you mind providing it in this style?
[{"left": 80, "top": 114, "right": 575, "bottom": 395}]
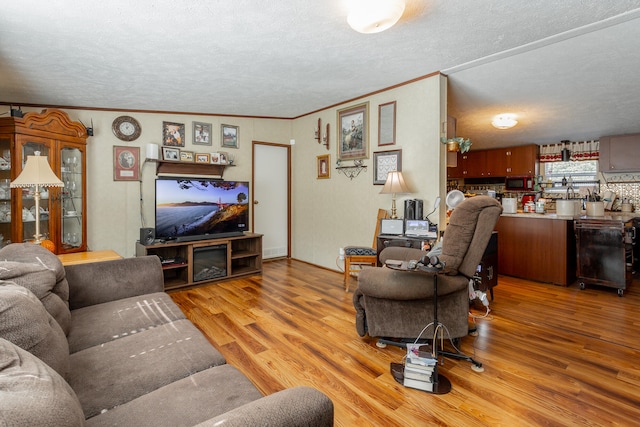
[{"left": 441, "top": 137, "right": 472, "bottom": 153}]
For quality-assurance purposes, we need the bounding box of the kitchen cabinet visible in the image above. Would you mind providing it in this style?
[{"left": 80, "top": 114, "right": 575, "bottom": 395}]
[
  {"left": 447, "top": 144, "right": 539, "bottom": 179},
  {"left": 0, "top": 109, "right": 88, "bottom": 254},
  {"left": 599, "top": 133, "right": 640, "bottom": 172},
  {"left": 495, "top": 215, "right": 576, "bottom": 286}
]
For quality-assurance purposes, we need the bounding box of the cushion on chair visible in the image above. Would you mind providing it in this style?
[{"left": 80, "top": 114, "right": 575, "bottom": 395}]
[
  {"left": 440, "top": 196, "right": 502, "bottom": 277},
  {"left": 0, "top": 283, "right": 70, "bottom": 379},
  {"left": 0, "top": 338, "right": 84, "bottom": 427},
  {"left": 344, "top": 246, "right": 377, "bottom": 256}
]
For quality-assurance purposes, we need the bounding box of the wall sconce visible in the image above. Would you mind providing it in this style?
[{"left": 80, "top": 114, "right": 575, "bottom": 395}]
[
  {"left": 347, "top": 0, "right": 406, "bottom": 34},
  {"left": 322, "top": 123, "right": 330, "bottom": 149},
  {"left": 314, "top": 118, "right": 321, "bottom": 142},
  {"left": 491, "top": 114, "right": 518, "bottom": 129}
]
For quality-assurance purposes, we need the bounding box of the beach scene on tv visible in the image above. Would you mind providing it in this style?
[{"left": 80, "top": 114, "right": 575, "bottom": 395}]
[{"left": 155, "top": 179, "right": 249, "bottom": 239}]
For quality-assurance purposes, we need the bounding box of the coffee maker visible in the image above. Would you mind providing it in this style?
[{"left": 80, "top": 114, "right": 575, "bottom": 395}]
[{"left": 404, "top": 199, "right": 423, "bottom": 220}]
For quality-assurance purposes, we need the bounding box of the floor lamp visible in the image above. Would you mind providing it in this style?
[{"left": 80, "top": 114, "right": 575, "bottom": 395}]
[
  {"left": 380, "top": 171, "right": 410, "bottom": 219},
  {"left": 10, "top": 152, "right": 64, "bottom": 244}
]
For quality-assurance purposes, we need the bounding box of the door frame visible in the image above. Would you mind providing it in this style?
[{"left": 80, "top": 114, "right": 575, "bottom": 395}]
[{"left": 251, "top": 141, "right": 292, "bottom": 258}]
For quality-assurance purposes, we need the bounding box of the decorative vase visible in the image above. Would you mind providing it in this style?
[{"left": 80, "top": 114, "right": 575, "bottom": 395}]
[{"left": 586, "top": 201, "right": 604, "bottom": 217}]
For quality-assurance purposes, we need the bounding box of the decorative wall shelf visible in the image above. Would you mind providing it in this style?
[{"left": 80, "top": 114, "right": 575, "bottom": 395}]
[
  {"left": 151, "top": 160, "right": 234, "bottom": 177},
  {"left": 336, "top": 164, "right": 367, "bottom": 180}
]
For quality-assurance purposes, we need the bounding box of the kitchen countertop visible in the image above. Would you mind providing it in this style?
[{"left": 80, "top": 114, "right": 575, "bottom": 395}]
[{"left": 501, "top": 211, "right": 639, "bottom": 221}]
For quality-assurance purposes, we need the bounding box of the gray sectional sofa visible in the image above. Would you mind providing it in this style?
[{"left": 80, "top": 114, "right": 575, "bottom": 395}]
[{"left": 0, "top": 243, "right": 333, "bottom": 426}]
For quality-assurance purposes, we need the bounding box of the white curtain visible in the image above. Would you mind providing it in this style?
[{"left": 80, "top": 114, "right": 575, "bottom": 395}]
[{"left": 539, "top": 140, "right": 599, "bottom": 162}]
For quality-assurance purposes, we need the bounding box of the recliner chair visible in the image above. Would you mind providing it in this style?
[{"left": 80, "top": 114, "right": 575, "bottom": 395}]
[{"left": 353, "top": 196, "right": 502, "bottom": 346}]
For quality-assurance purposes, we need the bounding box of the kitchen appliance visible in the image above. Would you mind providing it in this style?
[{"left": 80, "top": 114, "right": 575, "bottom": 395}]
[
  {"left": 505, "top": 175, "right": 535, "bottom": 191},
  {"left": 575, "top": 216, "right": 636, "bottom": 296},
  {"left": 521, "top": 194, "right": 536, "bottom": 205},
  {"left": 502, "top": 198, "right": 517, "bottom": 214}
]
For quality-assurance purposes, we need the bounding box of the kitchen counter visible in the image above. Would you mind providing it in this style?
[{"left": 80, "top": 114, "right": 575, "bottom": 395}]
[{"left": 501, "top": 212, "right": 639, "bottom": 221}]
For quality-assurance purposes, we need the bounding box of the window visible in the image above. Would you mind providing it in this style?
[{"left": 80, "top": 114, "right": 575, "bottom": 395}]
[{"left": 544, "top": 160, "right": 598, "bottom": 187}]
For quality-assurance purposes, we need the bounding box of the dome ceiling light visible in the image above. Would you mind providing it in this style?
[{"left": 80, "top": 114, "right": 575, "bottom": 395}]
[
  {"left": 347, "top": 0, "right": 406, "bottom": 34},
  {"left": 491, "top": 114, "right": 519, "bottom": 129}
]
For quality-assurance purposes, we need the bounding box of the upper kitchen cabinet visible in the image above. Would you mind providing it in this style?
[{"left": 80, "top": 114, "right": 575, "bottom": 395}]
[
  {"left": 0, "top": 109, "right": 88, "bottom": 254},
  {"left": 502, "top": 144, "right": 539, "bottom": 176},
  {"left": 599, "top": 133, "right": 640, "bottom": 172},
  {"left": 448, "top": 144, "right": 539, "bottom": 179}
]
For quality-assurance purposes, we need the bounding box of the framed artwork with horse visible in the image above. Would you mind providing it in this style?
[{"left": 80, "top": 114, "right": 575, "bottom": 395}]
[{"left": 337, "top": 102, "right": 368, "bottom": 160}]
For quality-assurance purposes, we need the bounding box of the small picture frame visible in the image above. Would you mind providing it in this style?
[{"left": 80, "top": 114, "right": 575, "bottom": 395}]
[
  {"left": 193, "top": 121, "right": 212, "bottom": 145},
  {"left": 210, "top": 152, "right": 222, "bottom": 164},
  {"left": 221, "top": 124, "right": 239, "bottom": 148},
  {"left": 163, "top": 121, "right": 185, "bottom": 147},
  {"left": 180, "top": 150, "right": 194, "bottom": 162},
  {"left": 162, "top": 147, "right": 180, "bottom": 161},
  {"left": 195, "top": 153, "right": 210, "bottom": 164},
  {"left": 218, "top": 151, "right": 228, "bottom": 164},
  {"left": 113, "top": 146, "right": 140, "bottom": 181},
  {"left": 317, "top": 154, "right": 330, "bottom": 179},
  {"left": 373, "top": 149, "right": 402, "bottom": 185},
  {"left": 378, "top": 101, "right": 396, "bottom": 146}
]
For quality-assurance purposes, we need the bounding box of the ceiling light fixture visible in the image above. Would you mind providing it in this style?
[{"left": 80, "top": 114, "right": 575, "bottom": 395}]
[
  {"left": 347, "top": 0, "right": 406, "bottom": 34},
  {"left": 491, "top": 114, "right": 518, "bottom": 129}
]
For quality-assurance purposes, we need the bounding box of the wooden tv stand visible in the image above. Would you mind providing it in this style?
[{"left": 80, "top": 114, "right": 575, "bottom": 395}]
[{"left": 135, "top": 233, "right": 262, "bottom": 291}]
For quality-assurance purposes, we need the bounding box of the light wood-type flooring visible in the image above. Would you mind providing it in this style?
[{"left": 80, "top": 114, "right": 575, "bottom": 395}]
[{"left": 170, "top": 259, "right": 640, "bottom": 426}]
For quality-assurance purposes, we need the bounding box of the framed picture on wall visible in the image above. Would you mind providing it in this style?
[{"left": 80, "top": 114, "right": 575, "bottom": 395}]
[
  {"left": 180, "top": 150, "right": 194, "bottom": 162},
  {"left": 221, "top": 124, "right": 239, "bottom": 148},
  {"left": 317, "top": 154, "right": 330, "bottom": 179},
  {"left": 337, "top": 102, "right": 368, "bottom": 160},
  {"left": 113, "top": 146, "right": 140, "bottom": 181},
  {"left": 162, "top": 146, "right": 180, "bottom": 161},
  {"left": 373, "top": 149, "right": 402, "bottom": 185},
  {"left": 378, "top": 101, "right": 396, "bottom": 146},
  {"left": 162, "top": 121, "right": 185, "bottom": 147},
  {"left": 193, "top": 121, "right": 212, "bottom": 145}
]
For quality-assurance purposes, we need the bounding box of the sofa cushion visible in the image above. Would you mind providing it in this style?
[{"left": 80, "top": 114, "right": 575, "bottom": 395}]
[
  {"left": 0, "top": 243, "right": 69, "bottom": 314},
  {"left": 85, "top": 364, "right": 262, "bottom": 426},
  {"left": 0, "top": 260, "right": 71, "bottom": 335},
  {"left": 0, "top": 338, "right": 84, "bottom": 427},
  {"left": 67, "top": 318, "right": 226, "bottom": 419},
  {"left": 67, "top": 292, "right": 187, "bottom": 353},
  {"left": 0, "top": 282, "right": 69, "bottom": 378}
]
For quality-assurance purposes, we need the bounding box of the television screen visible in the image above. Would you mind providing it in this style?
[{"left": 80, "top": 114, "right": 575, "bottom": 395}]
[{"left": 155, "top": 178, "right": 249, "bottom": 241}]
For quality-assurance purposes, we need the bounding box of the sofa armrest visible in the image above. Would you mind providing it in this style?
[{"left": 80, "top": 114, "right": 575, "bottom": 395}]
[
  {"left": 195, "top": 386, "right": 334, "bottom": 427},
  {"left": 65, "top": 256, "right": 165, "bottom": 310},
  {"left": 357, "top": 267, "right": 468, "bottom": 301}
]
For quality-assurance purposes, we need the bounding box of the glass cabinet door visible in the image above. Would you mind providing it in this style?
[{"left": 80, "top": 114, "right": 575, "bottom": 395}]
[
  {"left": 20, "top": 141, "right": 53, "bottom": 243},
  {"left": 60, "top": 147, "right": 83, "bottom": 250},
  {"left": 0, "top": 138, "right": 11, "bottom": 248}
]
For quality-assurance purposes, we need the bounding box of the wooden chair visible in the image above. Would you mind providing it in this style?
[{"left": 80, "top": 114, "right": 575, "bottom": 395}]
[{"left": 344, "top": 209, "right": 388, "bottom": 292}]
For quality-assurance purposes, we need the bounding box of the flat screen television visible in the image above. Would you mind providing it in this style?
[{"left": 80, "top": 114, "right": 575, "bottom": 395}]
[{"left": 155, "top": 178, "right": 249, "bottom": 241}]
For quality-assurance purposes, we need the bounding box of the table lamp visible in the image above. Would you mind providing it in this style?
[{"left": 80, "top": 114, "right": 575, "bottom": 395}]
[
  {"left": 380, "top": 171, "right": 410, "bottom": 219},
  {"left": 10, "top": 152, "right": 64, "bottom": 244}
]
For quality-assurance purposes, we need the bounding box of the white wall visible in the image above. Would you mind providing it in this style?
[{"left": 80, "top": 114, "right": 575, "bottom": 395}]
[
  {"left": 7, "top": 73, "right": 446, "bottom": 266},
  {"left": 290, "top": 74, "right": 446, "bottom": 270}
]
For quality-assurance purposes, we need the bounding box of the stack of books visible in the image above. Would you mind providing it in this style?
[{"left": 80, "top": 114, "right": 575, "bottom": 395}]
[{"left": 403, "top": 345, "right": 437, "bottom": 392}]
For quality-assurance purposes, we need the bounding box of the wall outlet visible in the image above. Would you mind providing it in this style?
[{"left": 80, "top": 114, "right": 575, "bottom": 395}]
[{"left": 339, "top": 247, "right": 345, "bottom": 260}]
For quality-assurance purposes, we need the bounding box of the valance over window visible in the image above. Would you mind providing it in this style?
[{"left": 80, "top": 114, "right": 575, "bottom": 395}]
[{"left": 539, "top": 140, "right": 599, "bottom": 162}]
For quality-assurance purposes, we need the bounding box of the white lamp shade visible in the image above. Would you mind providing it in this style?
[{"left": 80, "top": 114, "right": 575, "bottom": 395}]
[
  {"left": 347, "top": 0, "right": 405, "bottom": 34},
  {"left": 380, "top": 171, "right": 410, "bottom": 194},
  {"left": 10, "top": 155, "right": 64, "bottom": 188}
]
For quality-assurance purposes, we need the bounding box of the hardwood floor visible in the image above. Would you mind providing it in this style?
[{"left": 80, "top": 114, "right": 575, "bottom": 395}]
[{"left": 170, "top": 260, "right": 640, "bottom": 427}]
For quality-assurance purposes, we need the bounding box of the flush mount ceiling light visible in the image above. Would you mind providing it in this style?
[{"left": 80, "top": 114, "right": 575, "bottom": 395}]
[
  {"left": 491, "top": 114, "right": 518, "bottom": 129},
  {"left": 347, "top": 0, "right": 406, "bottom": 34}
]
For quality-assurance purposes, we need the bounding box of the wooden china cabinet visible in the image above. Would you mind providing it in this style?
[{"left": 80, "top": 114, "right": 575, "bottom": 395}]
[{"left": 0, "top": 109, "right": 88, "bottom": 254}]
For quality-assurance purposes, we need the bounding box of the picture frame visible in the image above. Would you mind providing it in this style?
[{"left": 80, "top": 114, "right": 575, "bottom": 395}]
[
  {"left": 162, "top": 121, "right": 185, "bottom": 147},
  {"left": 162, "top": 146, "right": 180, "bottom": 161},
  {"left": 180, "top": 150, "right": 194, "bottom": 162},
  {"left": 378, "top": 101, "right": 396, "bottom": 146},
  {"left": 373, "top": 149, "right": 402, "bottom": 185},
  {"left": 193, "top": 121, "right": 212, "bottom": 145},
  {"left": 113, "top": 146, "right": 140, "bottom": 181},
  {"left": 317, "top": 154, "right": 330, "bottom": 179},
  {"left": 337, "top": 102, "right": 368, "bottom": 160},
  {"left": 195, "top": 153, "right": 210, "bottom": 164},
  {"left": 221, "top": 124, "right": 239, "bottom": 148}
]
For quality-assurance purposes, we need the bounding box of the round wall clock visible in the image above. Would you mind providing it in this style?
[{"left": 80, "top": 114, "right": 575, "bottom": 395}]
[{"left": 112, "top": 116, "right": 142, "bottom": 141}]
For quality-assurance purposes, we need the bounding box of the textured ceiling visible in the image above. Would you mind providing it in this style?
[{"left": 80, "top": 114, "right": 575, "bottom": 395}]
[{"left": 1, "top": 1, "right": 640, "bottom": 148}]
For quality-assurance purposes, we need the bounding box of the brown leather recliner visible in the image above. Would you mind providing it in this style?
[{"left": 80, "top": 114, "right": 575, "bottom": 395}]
[{"left": 353, "top": 196, "right": 502, "bottom": 344}]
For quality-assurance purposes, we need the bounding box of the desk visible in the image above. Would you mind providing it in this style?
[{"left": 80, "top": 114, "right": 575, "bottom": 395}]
[{"left": 57, "top": 250, "right": 123, "bottom": 266}]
